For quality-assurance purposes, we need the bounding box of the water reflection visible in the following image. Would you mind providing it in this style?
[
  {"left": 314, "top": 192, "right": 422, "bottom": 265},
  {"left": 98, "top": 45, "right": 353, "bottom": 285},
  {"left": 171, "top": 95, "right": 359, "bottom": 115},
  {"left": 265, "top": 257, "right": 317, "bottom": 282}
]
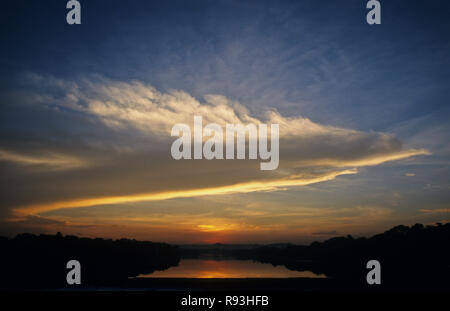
[{"left": 137, "top": 259, "right": 326, "bottom": 278}]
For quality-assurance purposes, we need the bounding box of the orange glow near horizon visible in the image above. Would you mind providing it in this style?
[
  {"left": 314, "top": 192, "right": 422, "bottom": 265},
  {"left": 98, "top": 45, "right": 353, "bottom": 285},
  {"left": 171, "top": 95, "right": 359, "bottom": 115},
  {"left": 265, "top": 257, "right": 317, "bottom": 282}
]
[
  {"left": 136, "top": 259, "right": 326, "bottom": 278},
  {"left": 13, "top": 169, "right": 358, "bottom": 216}
]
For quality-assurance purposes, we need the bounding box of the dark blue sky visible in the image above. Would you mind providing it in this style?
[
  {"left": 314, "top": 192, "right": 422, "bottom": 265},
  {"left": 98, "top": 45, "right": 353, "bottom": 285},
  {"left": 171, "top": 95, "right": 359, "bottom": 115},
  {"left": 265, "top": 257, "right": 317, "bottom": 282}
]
[
  {"left": 0, "top": 0, "right": 449, "bottom": 242},
  {"left": 2, "top": 0, "right": 449, "bottom": 130}
]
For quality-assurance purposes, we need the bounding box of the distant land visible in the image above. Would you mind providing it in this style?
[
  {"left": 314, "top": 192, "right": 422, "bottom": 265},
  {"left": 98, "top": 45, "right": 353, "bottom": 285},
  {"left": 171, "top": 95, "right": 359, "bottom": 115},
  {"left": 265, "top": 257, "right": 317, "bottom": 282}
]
[{"left": 1, "top": 223, "right": 449, "bottom": 291}]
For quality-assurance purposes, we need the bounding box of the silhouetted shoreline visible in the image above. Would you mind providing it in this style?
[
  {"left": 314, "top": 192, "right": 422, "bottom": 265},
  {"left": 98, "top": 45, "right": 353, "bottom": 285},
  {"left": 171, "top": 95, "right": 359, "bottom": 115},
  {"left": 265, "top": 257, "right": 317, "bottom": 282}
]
[
  {"left": 0, "top": 233, "right": 180, "bottom": 290},
  {"left": 1, "top": 223, "right": 449, "bottom": 291}
]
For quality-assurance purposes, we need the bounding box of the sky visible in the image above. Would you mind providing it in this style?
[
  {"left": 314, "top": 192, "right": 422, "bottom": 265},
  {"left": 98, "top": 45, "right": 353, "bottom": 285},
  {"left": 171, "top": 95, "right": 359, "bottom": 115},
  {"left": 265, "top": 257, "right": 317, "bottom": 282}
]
[{"left": 0, "top": 0, "right": 449, "bottom": 244}]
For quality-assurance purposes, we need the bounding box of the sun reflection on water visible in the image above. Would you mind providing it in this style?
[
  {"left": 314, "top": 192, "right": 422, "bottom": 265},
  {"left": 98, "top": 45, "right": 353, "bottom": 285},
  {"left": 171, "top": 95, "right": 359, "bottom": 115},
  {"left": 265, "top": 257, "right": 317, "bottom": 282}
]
[{"left": 137, "top": 259, "right": 326, "bottom": 278}]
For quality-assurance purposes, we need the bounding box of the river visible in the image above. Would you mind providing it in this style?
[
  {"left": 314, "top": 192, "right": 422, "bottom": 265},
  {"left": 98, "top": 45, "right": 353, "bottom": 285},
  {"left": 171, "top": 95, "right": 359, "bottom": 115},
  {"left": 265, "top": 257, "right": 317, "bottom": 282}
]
[{"left": 136, "top": 259, "right": 326, "bottom": 278}]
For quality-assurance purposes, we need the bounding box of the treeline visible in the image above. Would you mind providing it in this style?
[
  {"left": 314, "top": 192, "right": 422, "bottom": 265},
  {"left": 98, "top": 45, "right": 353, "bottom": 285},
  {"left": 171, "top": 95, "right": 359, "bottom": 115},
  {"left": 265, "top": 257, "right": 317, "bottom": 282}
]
[
  {"left": 233, "top": 223, "right": 450, "bottom": 288},
  {"left": 1, "top": 223, "right": 449, "bottom": 290},
  {"left": 0, "top": 233, "right": 180, "bottom": 289}
]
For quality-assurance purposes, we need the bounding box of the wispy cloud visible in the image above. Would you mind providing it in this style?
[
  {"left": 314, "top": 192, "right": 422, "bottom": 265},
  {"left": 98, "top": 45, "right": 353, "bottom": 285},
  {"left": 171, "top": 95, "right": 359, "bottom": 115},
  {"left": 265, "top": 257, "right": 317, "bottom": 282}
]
[
  {"left": 0, "top": 149, "right": 88, "bottom": 170},
  {"left": 419, "top": 208, "right": 450, "bottom": 214},
  {"left": 2, "top": 74, "right": 429, "bottom": 219},
  {"left": 14, "top": 169, "right": 358, "bottom": 215}
]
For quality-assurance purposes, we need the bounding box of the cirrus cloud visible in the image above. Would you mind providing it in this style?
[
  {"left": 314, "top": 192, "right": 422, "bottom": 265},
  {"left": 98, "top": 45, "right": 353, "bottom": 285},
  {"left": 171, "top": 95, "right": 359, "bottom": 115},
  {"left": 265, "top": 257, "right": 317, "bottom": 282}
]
[{"left": 0, "top": 73, "right": 429, "bottom": 218}]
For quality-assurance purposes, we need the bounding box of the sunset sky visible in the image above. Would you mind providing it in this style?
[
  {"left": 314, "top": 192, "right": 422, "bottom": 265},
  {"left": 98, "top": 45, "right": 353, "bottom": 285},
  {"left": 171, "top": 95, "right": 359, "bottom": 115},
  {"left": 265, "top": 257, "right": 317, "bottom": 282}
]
[{"left": 0, "top": 0, "right": 449, "bottom": 244}]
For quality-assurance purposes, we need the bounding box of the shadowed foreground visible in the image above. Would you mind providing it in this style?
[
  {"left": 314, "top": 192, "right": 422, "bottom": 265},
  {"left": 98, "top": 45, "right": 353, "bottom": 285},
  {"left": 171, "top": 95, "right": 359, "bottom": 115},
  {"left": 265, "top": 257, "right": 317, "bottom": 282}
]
[
  {"left": 0, "top": 233, "right": 180, "bottom": 290},
  {"left": 1, "top": 223, "right": 449, "bottom": 291}
]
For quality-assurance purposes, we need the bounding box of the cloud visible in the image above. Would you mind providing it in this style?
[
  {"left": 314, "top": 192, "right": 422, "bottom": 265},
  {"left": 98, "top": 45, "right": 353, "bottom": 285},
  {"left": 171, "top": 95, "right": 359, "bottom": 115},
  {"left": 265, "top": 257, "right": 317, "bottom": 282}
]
[
  {"left": 5, "top": 201, "right": 395, "bottom": 243},
  {"left": 0, "top": 149, "right": 88, "bottom": 171},
  {"left": 14, "top": 215, "right": 66, "bottom": 226},
  {"left": 312, "top": 230, "right": 338, "bottom": 236},
  {"left": 14, "top": 169, "right": 357, "bottom": 215},
  {"left": 419, "top": 208, "right": 450, "bottom": 214},
  {"left": 1, "top": 74, "right": 429, "bottom": 218}
]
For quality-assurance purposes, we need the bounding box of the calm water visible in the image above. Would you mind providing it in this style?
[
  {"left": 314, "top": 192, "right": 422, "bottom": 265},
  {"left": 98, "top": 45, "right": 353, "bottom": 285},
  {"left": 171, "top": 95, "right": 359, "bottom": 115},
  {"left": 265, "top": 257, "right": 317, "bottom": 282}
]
[{"left": 137, "top": 259, "right": 326, "bottom": 278}]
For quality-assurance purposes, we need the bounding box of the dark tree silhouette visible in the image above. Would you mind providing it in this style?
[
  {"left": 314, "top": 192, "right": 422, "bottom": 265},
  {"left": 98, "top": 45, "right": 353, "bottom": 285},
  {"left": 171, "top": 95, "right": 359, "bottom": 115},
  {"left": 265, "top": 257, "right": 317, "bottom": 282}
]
[{"left": 0, "top": 233, "right": 180, "bottom": 289}]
